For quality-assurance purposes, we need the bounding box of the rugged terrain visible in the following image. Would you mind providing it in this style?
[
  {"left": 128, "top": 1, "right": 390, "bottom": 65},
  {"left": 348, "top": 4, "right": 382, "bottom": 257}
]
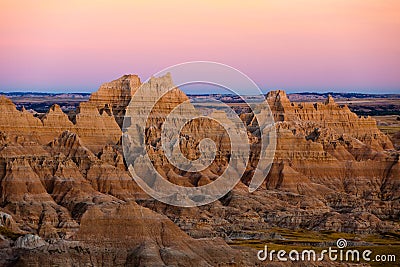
[{"left": 0, "top": 74, "right": 399, "bottom": 266}]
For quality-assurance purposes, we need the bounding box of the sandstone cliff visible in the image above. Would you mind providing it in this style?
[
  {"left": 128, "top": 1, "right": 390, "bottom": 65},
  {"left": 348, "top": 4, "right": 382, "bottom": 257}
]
[
  {"left": 0, "top": 94, "right": 121, "bottom": 153},
  {"left": 0, "top": 74, "right": 398, "bottom": 266},
  {"left": 89, "top": 74, "right": 141, "bottom": 127}
]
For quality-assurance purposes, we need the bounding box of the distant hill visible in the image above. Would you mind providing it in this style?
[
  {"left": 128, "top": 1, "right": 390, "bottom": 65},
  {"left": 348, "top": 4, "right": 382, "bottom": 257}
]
[
  {"left": 0, "top": 92, "right": 91, "bottom": 98},
  {"left": 1, "top": 91, "right": 399, "bottom": 116},
  {"left": 0, "top": 92, "right": 90, "bottom": 113}
]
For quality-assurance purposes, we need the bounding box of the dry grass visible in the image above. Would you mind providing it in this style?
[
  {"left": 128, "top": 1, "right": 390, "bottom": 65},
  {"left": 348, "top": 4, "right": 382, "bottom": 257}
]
[
  {"left": 228, "top": 228, "right": 400, "bottom": 266},
  {"left": 373, "top": 115, "right": 400, "bottom": 149}
]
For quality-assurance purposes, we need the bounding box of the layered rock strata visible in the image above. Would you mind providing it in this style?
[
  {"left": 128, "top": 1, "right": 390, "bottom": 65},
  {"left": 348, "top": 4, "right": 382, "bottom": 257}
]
[{"left": 0, "top": 74, "right": 398, "bottom": 266}]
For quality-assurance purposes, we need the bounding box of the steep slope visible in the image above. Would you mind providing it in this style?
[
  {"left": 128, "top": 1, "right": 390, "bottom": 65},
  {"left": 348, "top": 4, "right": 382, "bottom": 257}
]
[
  {"left": 137, "top": 86, "right": 399, "bottom": 239},
  {"left": 0, "top": 95, "right": 121, "bottom": 153},
  {"left": 0, "top": 74, "right": 398, "bottom": 266},
  {"left": 89, "top": 74, "right": 141, "bottom": 127}
]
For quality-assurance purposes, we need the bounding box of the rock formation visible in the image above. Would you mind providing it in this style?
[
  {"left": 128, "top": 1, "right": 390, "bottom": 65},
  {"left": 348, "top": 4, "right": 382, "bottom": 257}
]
[
  {"left": 133, "top": 84, "right": 399, "bottom": 242},
  {"left": 0, "top": 74, "right": 398, "bottom": 266},
  {"left": 267, "top": 90, "right": 393, "bottom": 151},
  {"left": 0, "top": 92, "right": 121, "bottom": 154},
  {"left": 89, "top": 74, "right": 141, "bottom": 127}
]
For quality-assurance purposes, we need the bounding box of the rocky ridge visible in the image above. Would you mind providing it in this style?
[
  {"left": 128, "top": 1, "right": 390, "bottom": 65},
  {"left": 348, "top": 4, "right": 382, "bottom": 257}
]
[{"left": 0, "top": 74, "right": 398, "bottom": 266}]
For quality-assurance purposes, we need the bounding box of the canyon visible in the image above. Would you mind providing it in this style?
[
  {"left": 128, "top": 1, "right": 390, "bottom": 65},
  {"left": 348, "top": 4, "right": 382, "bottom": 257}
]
[{"left": 0, "top": 74, "right": 398, "bottom": 266}]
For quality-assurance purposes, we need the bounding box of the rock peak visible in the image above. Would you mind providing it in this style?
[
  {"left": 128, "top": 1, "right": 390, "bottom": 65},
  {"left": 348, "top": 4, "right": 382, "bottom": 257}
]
[
  {"left": 266, "top": 90, "right": 291, "bottom": 122},
  {"left": 325, "top": 94, "right": 336, "bottom": 105},
  {"left": 266, "top": 90, "right": 290, "bottom": 103},
  {"left": 89, "top": 74, "right": 142, "bottom": 127},
  {"left": 149, "top": 72, "right": 174, "bottom": 88},
  {"left": 120, "top": 74, "right": 140, "bottom": 80},
  {"left": 267, "top": 90, "right": 287, "bottom": 97},
  {"left": 90, "top": 74, "right": 141, "bottom": 102},
  {"left": 48, "top": 104, "right": 63, "bottom": 113},
  {"left": 0, "top": 95, "right": 15, "bottom": 106}
]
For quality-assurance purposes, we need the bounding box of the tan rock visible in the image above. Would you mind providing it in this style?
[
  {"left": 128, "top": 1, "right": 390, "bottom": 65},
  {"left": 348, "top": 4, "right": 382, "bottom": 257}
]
[{"left": 0, "top": 75, "right": 399, "bottom": 266}]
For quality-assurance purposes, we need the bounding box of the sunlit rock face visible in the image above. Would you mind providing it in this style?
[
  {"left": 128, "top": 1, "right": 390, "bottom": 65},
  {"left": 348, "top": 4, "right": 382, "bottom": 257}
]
[
  {"left": 136, "top": 84, "right": 398, "bottom": 238},
  {"left": 267, "top": 90, "right": 393, "bottom": 151},
  {"left": 0, "top": 96, "right": 121, "bottom": 154},
  {"left": 0, "top": 74, "right": 398, "bottom": 266},
  {"left": 0, "top": 74, "right": 249, "bottom": 266},
  {"left": 89, "top": 74, "right": 141, "bottom": 127}
]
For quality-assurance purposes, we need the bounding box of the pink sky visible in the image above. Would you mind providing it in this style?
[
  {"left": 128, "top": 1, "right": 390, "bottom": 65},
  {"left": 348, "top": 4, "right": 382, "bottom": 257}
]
[{"left": 1, "top": 0, "right": 399, "bottom": 93}]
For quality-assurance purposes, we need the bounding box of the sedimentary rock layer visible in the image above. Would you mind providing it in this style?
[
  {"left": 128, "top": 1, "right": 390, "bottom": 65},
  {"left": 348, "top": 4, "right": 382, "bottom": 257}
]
[{"left": 0, "top": 74, "right": 398, "bottom": 266}]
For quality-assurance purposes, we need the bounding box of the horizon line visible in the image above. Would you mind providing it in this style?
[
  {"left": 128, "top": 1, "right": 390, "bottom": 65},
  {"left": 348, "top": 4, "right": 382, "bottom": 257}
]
[{"left": 1, "top": 90, "right": 399, "bottom": 96}]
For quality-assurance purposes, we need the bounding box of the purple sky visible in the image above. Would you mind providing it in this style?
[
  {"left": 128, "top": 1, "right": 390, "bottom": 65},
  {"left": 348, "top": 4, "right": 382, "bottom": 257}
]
[{"left": 1, "top": 1, "right": 399, "bottom": 94}]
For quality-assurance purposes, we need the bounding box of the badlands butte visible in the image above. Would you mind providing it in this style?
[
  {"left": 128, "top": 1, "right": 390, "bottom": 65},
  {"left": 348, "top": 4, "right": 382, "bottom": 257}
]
[{"left": 0, "top": 73, "right": 399, "bottom": 266}]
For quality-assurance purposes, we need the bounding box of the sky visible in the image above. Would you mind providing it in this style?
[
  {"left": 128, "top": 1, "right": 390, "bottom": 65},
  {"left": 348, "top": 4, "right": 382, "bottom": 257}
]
[{"left": 0, "top": 0, "right": 399, "bottom": 94}]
